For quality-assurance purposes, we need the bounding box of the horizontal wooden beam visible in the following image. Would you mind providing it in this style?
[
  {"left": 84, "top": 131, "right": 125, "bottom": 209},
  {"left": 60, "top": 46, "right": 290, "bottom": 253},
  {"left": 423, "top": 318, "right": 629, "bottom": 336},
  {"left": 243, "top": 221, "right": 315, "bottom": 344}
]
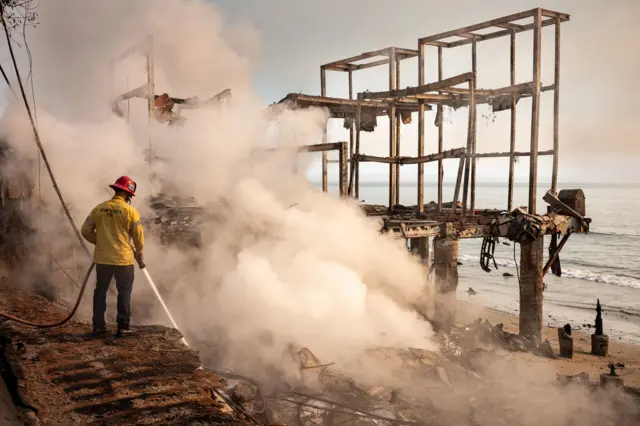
[
  {"left": 473, "top": 149, "right": 553, "bottom": 159},
  {"left": 358, "top": 147, "right": 465, "bottom": 165},
  {"left": 494, "top": 22, "right": 526, "bottom": 31},
  {"left": 355, "top": 58, "right": 390, "bottom": 70},
  {"left": 298, "top": 142, "right": 346, "bottom": 153},
  {"left": 322, "top": 47, "right": 418, "bottom": 72},
  {"left": 259, "top": 142, "right": 347, "bottom": 155},
  {"left": 113, "top": 84, "right": 148, "bottom": 103},
  {"left": 419, "top": 9, "right": 538, "bottom": 44},
  {"left": 394, "top": 47, "right": 419, "bottom": 57},
  {"left": 447, "top": 17, "right": 562, "bottom": 48},
  {"left": 458, "top": 32, "right": 481, "bottom": 39},
  {"left": 321, "top": 49, "right": 388, "bottom": 70},
  {"left": 540, "top": 9, "right": 570, "bottom": 20},
  {"left": 358, "top": 73, "right": 473, "bottom": 101},
  {"left": 422, "top": 40, "right": 450, "bottom": 48},
  {"left": 380, "top": 213, "right": 586, "bottom": 239}
]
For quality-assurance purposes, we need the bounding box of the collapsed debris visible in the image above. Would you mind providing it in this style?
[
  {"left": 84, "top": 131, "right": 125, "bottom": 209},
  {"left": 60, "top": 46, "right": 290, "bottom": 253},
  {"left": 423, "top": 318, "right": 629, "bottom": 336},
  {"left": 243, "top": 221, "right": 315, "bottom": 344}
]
[{"left": 144, "top": 194, "right": 203, "bottom": 248}]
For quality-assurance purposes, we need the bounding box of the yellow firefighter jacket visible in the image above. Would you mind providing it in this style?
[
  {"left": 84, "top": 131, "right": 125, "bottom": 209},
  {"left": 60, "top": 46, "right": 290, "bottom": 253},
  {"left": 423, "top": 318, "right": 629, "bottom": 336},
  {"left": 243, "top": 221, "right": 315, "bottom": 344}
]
[{"left": 81, "top": 195, "right": 144, "bottom": 266}]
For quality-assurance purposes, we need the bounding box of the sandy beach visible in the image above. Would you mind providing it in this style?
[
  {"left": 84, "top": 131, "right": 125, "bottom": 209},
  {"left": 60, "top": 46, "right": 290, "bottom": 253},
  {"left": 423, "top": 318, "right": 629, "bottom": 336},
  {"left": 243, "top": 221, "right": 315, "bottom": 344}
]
[{"left": 456, "top": 299, "right": 640, "bottom": 390}]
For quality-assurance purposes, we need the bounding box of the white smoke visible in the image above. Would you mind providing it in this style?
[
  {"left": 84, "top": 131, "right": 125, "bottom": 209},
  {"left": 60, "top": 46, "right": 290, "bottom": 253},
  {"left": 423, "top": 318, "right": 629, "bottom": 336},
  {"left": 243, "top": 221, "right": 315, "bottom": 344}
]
[{"left": 0, "top": 0, "right": 435, "bottom": 379}]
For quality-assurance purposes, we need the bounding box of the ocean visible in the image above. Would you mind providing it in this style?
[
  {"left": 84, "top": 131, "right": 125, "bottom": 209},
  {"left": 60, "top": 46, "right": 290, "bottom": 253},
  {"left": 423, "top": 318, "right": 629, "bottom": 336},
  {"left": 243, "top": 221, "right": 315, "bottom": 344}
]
[{"left": 322, "top": 181, "right": 640, "bottom": 343}]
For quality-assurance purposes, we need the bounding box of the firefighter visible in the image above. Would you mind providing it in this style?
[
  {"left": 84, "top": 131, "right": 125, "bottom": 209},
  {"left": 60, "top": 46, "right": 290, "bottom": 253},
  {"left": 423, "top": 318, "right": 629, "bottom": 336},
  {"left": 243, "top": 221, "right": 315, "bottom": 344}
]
[{"left": 81, "top": 176, "right": 145, "bottom": 337}]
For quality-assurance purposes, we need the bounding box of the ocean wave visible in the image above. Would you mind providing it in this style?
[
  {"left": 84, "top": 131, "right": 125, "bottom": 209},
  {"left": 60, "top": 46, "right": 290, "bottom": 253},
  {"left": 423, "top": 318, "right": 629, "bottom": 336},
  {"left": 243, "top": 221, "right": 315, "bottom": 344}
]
[
  {"left": 550, "top": 301, "right": 640, "bottom": 318},
  {"left": 458, "top": 254, "right": 640, "bottom": 290},
  {"left": 589, "top": 231, "right": 640, "bottom": 239}
]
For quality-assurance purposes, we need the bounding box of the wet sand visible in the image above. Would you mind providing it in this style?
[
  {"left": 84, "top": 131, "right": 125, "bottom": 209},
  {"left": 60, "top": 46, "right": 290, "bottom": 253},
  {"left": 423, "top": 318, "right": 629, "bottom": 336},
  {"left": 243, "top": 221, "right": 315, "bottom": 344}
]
[{"left": 457, "top": 300, "right": 640, "bottom": 390}]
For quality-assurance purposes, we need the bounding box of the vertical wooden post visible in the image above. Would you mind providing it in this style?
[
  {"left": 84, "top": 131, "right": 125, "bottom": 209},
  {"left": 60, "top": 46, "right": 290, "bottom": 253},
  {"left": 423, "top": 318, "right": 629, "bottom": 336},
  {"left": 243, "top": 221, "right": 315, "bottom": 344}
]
[
  {"left": 528, "top": 8, "right": 543, "bottom": 214},
  {"left": 388, "top": 48, "right": 397, "bottom": 209},
  {"left": 519, "top": 237, "right": 544, "bottom": 340},
  {"left": 348, "top": 69, "right": 354, "bottom": 183},
  {"left": 417, "top": 43, "right": 425, "bottom": 216},
  {"left": 146, "top": 35, "right": 155, "bottom": 168},
  {"left": 508, "top": 30, "right": 517, "bottom": 211},
  {"left": 551, "top": 17, "right": 561, "bottom": 194},
  {"left": 470, "top": 41, "right": 477, "bottom": 216},
  {"left": 461, "top": 76, "right": 473, "bottom": 216},
  {"left": 321, "top": 66, "right": 328, "bottom": 193},
  {"left": 450, "top": 156, "right": 465, "bottom": 219},
  {"left": 437, "top": 47, "right": 444, "bottom": 213},
  {"left": 339, "top": 142, "right": 348, "bottom": 197},
  {"left": 395, "top": 57, "right": 401, "bottom": 206},
  {"left": 355, "top": 100, "right": 362, "bottom": 199},
  {"left": 433, "top": 237, "right": 459, "bottom": 332}
]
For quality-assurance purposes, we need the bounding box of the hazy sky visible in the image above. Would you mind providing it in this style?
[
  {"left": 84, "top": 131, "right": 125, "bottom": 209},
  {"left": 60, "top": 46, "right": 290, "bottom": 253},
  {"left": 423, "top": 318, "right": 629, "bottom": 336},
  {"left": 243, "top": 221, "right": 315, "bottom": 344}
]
[{"left": 211, "top": 0, "right": 639, "bottom": 184}]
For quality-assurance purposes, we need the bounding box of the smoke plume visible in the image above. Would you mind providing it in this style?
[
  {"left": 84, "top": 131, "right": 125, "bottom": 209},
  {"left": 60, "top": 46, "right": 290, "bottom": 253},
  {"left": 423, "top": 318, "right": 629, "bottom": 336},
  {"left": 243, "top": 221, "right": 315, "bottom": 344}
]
[{"left": 0, "top": 0, "right": 434, "bottom": 380}]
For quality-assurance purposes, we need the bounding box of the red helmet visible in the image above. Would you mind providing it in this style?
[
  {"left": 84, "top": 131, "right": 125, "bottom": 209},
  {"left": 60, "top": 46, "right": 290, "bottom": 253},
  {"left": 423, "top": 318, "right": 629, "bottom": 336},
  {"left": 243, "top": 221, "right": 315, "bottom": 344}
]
[{"left": 109, "top": 176, "right": 137, "bottom": 196}]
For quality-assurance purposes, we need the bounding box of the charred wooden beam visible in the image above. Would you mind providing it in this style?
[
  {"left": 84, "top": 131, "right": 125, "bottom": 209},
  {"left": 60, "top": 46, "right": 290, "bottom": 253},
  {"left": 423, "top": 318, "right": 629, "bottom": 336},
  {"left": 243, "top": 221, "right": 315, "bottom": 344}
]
[
  {"left": 470, "top": 41, "right": 478, "bottom": 216},
  {"left": 458, "top": 32, "right": 481, "bottom": 39},
  {"left": 355, "top": 58, "right": 391, "bottom": 70},
  {"left": 543, "top": 233, "right": 570, "bottom": 275},
  {"left": 552, "top": 17, "right": 561, "bottom": 193},
  {"left": 321, "top": 67, "right": 328, "bottom": 193},
  {"left": 298, "top": 142, "right": 346, "bottom": 153},
  {"left": 395, "top": 55, "right": 401, "bottom": 207},
  {"left": 450, "top": 156, "right": 465, "bottom": 219},
  {"left": 419, "top": 9, "right": 538, "bottom": 44},
  {"left": 380, "top": 212, "right": 587, "bottom": 239},
  {"left": 495, "top": 22, "right": 526, "bottom": 31},
  {"left": 417, "top": 43, "right": 425, "bottom": 216},
  {"left": 437, "top": 46, "right": 444, "bottom": 213},
  {"left": 447, "top": 16, "right": 569, "bottom": 48},
  {"left": 528, "top": 9, "right": 543, "bottom": 214},
  {"left": 358, "top": 147, "right": 465, "bottom": 165},
  {"left": 274, "top": 94, "right": 431, "bottom": 113},
  {"left": 389, "top": 48, "right": 397, "bottom": 209},
  {"left": 322, "top": 47, "right": 418, "bottom": 72},
  {"left": 508, "top": 30, "right": 517, "bottom": 211},
  {"left": 461, "top": 76, "right": 475, "bottom": 217},
  {"left": 358, "top": 73, "right": 473, "bottom": 101},
  {"left": 322, "top": 48, "right": 389, "bottom": 70},
  {"left": 339, "top": 142, "right": 348, "bottom": 197},
  {"left": 473, "top": 149, "right": 553, "bottom": 158}
]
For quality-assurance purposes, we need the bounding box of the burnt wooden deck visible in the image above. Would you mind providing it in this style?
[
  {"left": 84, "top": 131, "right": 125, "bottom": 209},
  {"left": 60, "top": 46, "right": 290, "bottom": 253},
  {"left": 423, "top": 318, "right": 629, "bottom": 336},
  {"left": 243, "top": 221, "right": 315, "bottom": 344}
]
[
  {"left": 362, "top": 203, "right": 589, "bottom": 241},
  {"left": 0, "top": 285, "right": 250, "bottom": 425}
]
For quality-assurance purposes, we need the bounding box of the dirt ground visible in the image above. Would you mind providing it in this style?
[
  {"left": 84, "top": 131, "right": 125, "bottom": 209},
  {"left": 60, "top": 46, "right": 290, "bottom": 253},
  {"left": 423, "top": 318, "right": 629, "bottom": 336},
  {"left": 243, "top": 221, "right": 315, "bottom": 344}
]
[{"left": 457, "top": 300, "right": 640, "bottom": 390}]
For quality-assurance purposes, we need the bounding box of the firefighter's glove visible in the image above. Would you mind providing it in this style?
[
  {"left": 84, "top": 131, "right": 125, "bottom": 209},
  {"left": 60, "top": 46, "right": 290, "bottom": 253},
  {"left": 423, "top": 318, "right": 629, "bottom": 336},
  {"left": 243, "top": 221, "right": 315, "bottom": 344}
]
[{"left": 135, "top": 252, "right": 146, "bottom": 269}]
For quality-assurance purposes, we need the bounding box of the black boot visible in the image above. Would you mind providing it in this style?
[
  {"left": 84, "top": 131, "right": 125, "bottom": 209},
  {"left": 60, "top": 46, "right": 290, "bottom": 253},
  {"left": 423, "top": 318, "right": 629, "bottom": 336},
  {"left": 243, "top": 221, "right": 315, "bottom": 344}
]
[
  {"left": 92, "top": 327, "right": 108, "bottom": 338},
  {"left": 116, "top": 324, "right": 135, "bottom": 338}
]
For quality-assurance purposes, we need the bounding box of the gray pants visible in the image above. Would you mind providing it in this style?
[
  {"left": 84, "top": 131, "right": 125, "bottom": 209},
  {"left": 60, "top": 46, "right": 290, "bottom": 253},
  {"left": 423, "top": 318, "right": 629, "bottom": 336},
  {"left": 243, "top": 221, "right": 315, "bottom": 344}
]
[{"left": 92, "top": 264, "right": 134, "bottom": 330}]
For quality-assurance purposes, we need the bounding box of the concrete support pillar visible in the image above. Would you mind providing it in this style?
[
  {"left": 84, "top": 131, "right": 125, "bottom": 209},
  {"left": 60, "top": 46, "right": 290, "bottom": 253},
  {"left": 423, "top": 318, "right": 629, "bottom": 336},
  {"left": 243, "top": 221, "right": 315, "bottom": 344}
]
[
  {"left": 519, "top": 237, "right": 544, "bottom": 340},
  {"left": 433, "top": 237, "right": 459, "bottom": 332},
  {"left": 409, "top": 237, "right": 429, "bottom": 264}
]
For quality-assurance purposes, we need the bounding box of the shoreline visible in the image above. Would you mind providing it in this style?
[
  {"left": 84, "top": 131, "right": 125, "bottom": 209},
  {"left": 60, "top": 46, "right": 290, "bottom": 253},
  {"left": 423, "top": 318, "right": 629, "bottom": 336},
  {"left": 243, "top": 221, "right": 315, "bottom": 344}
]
[
  {"left": 457, "top": 261, "right": 640, "bottom": 344},
  {"left": 456, "top": 299, "right": 640, "bottom": 390}
]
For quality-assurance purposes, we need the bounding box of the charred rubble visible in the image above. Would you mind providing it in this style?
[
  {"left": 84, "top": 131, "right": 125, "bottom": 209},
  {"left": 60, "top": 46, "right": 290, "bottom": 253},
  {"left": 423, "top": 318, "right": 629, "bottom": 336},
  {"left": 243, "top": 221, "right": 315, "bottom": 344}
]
[
  {"left": 200, "top": 319, "right": 640, "bottom": 426},
  {"left": 144, "top": 194, "right": 203, "bottom": 249}
]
